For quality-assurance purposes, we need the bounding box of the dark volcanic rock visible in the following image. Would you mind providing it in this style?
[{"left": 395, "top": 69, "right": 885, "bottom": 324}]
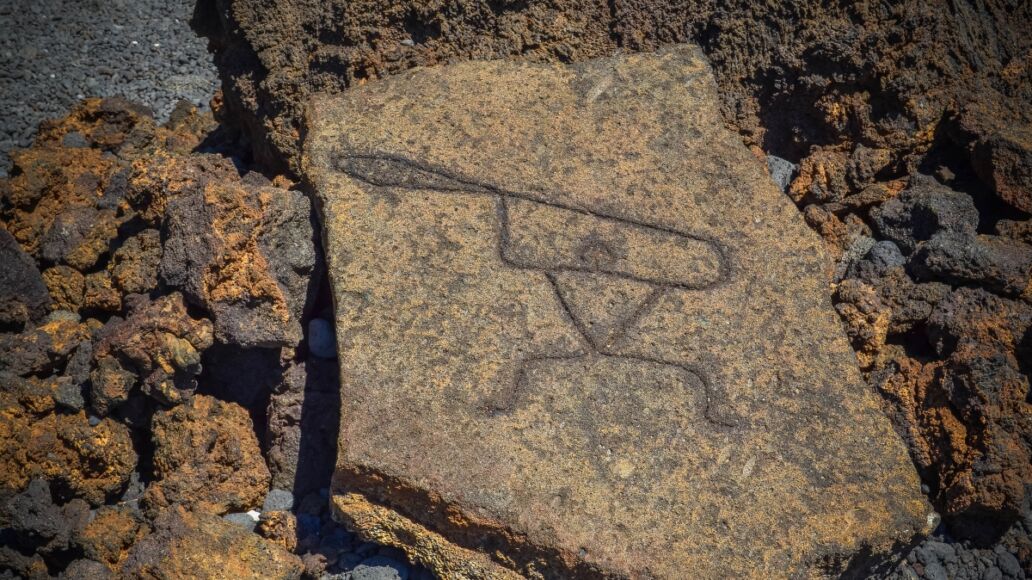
[
  {"left": 159, "top": 157, "right": 319, "bottom": 348},
  {"left": 870, "top": 181, "right": 980, "bottom": 254},
  {"left": 39, "top": 206, "right": 120, "bottom": 271},
  {"left": 143, "top": 394, "right": 270, "bottom": 517},
  {"left": 90, "top": 293, "right": 214, "bottom": 414},
  {"left": 2, "top": 479, "right": 81, "bottom": 553},
  {"left": 0, "top": 229, "right": 51, "bottom": 328},
  {"left": 921, "top": 288, "right": 1032, "bottom": 535},
  {"left": 195, "top": 0, "right": 1032, "bottom": 181},
  {"left": 909, "top": 231, "right": 1032, "bottom": 298},
  {"left": 0, "top": 378, "right": 137, "bottom": 506}
]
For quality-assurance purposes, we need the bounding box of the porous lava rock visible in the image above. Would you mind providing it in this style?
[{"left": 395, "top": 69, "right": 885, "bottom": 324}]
[
  {"left": 862, "top": 284, "right": 1032, "bottom": 541},
  {"left": 0, "top": 229, "right": 51, "bottom": 328},
  {"left": 159, "top": 161, "right": 320, "bottom": 348},
  {"left": 143, "top": 394, "right": 271, "bottom": 517},
  {"left": 308, "top": 48, "right": 931, "bottom": 577},
  {"left": 90, "top": 293, "right": 214, "bottom": 414},
  {"left": 121, "top": 506, "right": 303, "bottom": 579},
  {"left": 0, "top": 375, "right": 136, "bottom": 506}
]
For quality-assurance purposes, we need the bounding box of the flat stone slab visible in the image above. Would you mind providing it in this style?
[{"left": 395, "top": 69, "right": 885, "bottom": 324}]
[{"left": 305, "top": 46, "right": 931, "bottom": 578}]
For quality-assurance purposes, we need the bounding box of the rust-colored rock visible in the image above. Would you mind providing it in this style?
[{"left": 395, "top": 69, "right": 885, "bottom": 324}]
[
  {"left": 0, "top": 377, "right": 136, "bottom": 506},
  {"left": 307, "top": 48, "right": 931, "bottom": 577},
  {"left": 90, "top": 293, "right": 213, "bottom": 413},
  {"left": 42, "top": 266, "right": 85, "bottom": 312},
  {"left": 76, "top": 505, "right": 149, "bottom": 571},
  {"left": 157, "top": 156, "right": 319, "bottom": 348},
  {"left": 144, "top": 394, "right": 270, "bottom": 516},
  {"left": 121, "top": 506, "right": 303, "bottom": 579},
  {"left": 256, "top": 510, "right": 299, "bottom": 553},
  {"left": 109, "top": 229, "right": 162, "bottom": 295}
]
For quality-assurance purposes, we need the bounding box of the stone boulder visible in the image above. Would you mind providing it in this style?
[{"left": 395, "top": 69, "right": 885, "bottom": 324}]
[
  {"left": 0, "top": 229, "right": 50, "bottom": 328},
  {"left": 143, "top": 394, "right": 270, "bottom": 517},
  {"left": 306, "top": 47, "right": 932, "bottom": 577},
  {"left": 121, "top": 506, "right": 302, "bottom": 579}
]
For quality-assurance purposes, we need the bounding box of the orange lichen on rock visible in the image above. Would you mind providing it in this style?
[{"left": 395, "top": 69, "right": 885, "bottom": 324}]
[
  {"left": 121, "top": 506, "right": 302, "bottom": 579},
  {"left": 78, "top": 506, "right": 150, "bottom": 571},
  {"left": 143, "top": 394, "right": 270, "bottom": 517},
  {"left": 0, "top": 379, "right": 136, "bottom": 506}
]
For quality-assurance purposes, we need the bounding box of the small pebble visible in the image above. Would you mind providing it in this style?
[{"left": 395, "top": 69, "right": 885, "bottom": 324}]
[
  {"left": 263, "top": 488, "right": 295, "bottom": 512},
  {"left": 223, "top": 511, "right": 259, "bottom": 532},
  {"left": 308, "top": 318, "right": 337, "bottom": 359},
  {"left": 994, "top": 548, "right": 1021, "bottom": 578},
  {"left": 766, "top": 154, "right": 797, "bottom": 193},
  {"left": 351, "top": 556, "right": 410, "bottom": 580}
]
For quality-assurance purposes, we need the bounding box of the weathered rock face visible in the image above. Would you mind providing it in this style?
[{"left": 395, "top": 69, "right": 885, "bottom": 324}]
[
  {"left": 121, "top": 506, "right": 303, "bottom": 579},
  {"left": 0, "top": 229, "right": 51, "bottom": 328},
  {"left": 143, "top": 394, "right": 271, "bottom": 517},
  {"left": 306, "top": 47, "right": 932, "bottom": 577},
  {"left": 158, "top": 156, "right": 320, "bottom": 348},
  {"left": 196, "top": 0, "right": 1032, "bottom": 210}
]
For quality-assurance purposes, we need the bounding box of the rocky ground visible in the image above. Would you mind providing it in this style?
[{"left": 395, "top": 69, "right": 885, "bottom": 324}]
[
  {"left": 0, "top": 0, "right": 218, "bottom": 176},
  {"left": 1, "top": 0, "right": 1031, "bottom": 578},
  {"left": 0, "top": 100, "right": 426, "bottom": 579}
]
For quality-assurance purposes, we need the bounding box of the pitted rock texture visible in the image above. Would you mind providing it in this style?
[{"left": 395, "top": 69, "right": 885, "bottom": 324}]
[
  {"left": 196, "top": 0, "right": 1032, "bottom": 209},
  {"left": 121, "top": 506, "right": 303, "bottom": 579},
  {"left": 143, "top": 394, "right": 271, "bottom": 517},
  {"left": 158, "top": 157, "right": 320, "bottom": 348},
  {"left": 306, "top": 47, "right": 932, "bottom": 578},
  {"left": 0, "top": 229, "right": 51, "bottom": 328},
  {"left": 91, "top": 293, "right": 214, "bottom": 414}
]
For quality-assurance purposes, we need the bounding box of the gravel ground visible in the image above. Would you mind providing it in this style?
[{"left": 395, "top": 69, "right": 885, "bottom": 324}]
[{"left": 0, "top": 0, "right": 217, "bottom": 176}]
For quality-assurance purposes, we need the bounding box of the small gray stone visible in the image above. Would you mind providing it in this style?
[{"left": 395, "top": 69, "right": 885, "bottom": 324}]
[
  {"left": 923, "top": 559, "right": 948, "bottom": 580},
  {"left": 766, "top": 154, "right": 797, "bottom": 193},
  {"left": 223, "top": 511, "right": 259, "bottom": 532},
  {"left": 308, "top": 318, "right": 337, "bottom": 359},
  {"left": 351, "top": 556, "right": 409, "bottom": 580},
  {"left": 994, "top": 548, "right": 1022, "bottom": 578},
  {"left": 52, "top": 376, "right": 85, "bottom": 411},
  {"left": 61, "top": 559, "right": 113, "bottom": 579},
  {"left": 868, "top": 240, "right": 906, "bottom": 270},
  {"left": 263, "top": 488, "right": 295, "bottom": 512},
  {"left": 984, "top": 566, "right": 1004, "bottom": 580}
]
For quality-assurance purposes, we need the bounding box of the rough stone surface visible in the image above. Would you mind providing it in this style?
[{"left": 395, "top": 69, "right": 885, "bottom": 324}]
[
  {"left": 76, "top": 505, "right": 149, "bottom": 571},
  {"left": 121, "top": 506, "right": 303, "bottom": 579},
  {"left": 265, "top": 359, "right": 341, "bottom": 497},
  {"left": 143, "top": 394, "right": 271, "bottom": 517},
  {"left": 0, "top": 228, "right": 51, "bottom": 328},
  {"left": 159, "top": 156, "right": 320, "bottom": 348},
  {"left": 90, "top": 293, "right": 214, "bottom": 414},
  {"left": 0, "top": 378, "right": 137, "bottom": 506},
  {"left": 870, "top": 181, "right": 980, "bottom": 254},
  {"left": 307, "top": 48, "right": 931, "bottom": 577},
  {"left": 196, "top": 0, "right": 1032, "bottom": 191}
]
